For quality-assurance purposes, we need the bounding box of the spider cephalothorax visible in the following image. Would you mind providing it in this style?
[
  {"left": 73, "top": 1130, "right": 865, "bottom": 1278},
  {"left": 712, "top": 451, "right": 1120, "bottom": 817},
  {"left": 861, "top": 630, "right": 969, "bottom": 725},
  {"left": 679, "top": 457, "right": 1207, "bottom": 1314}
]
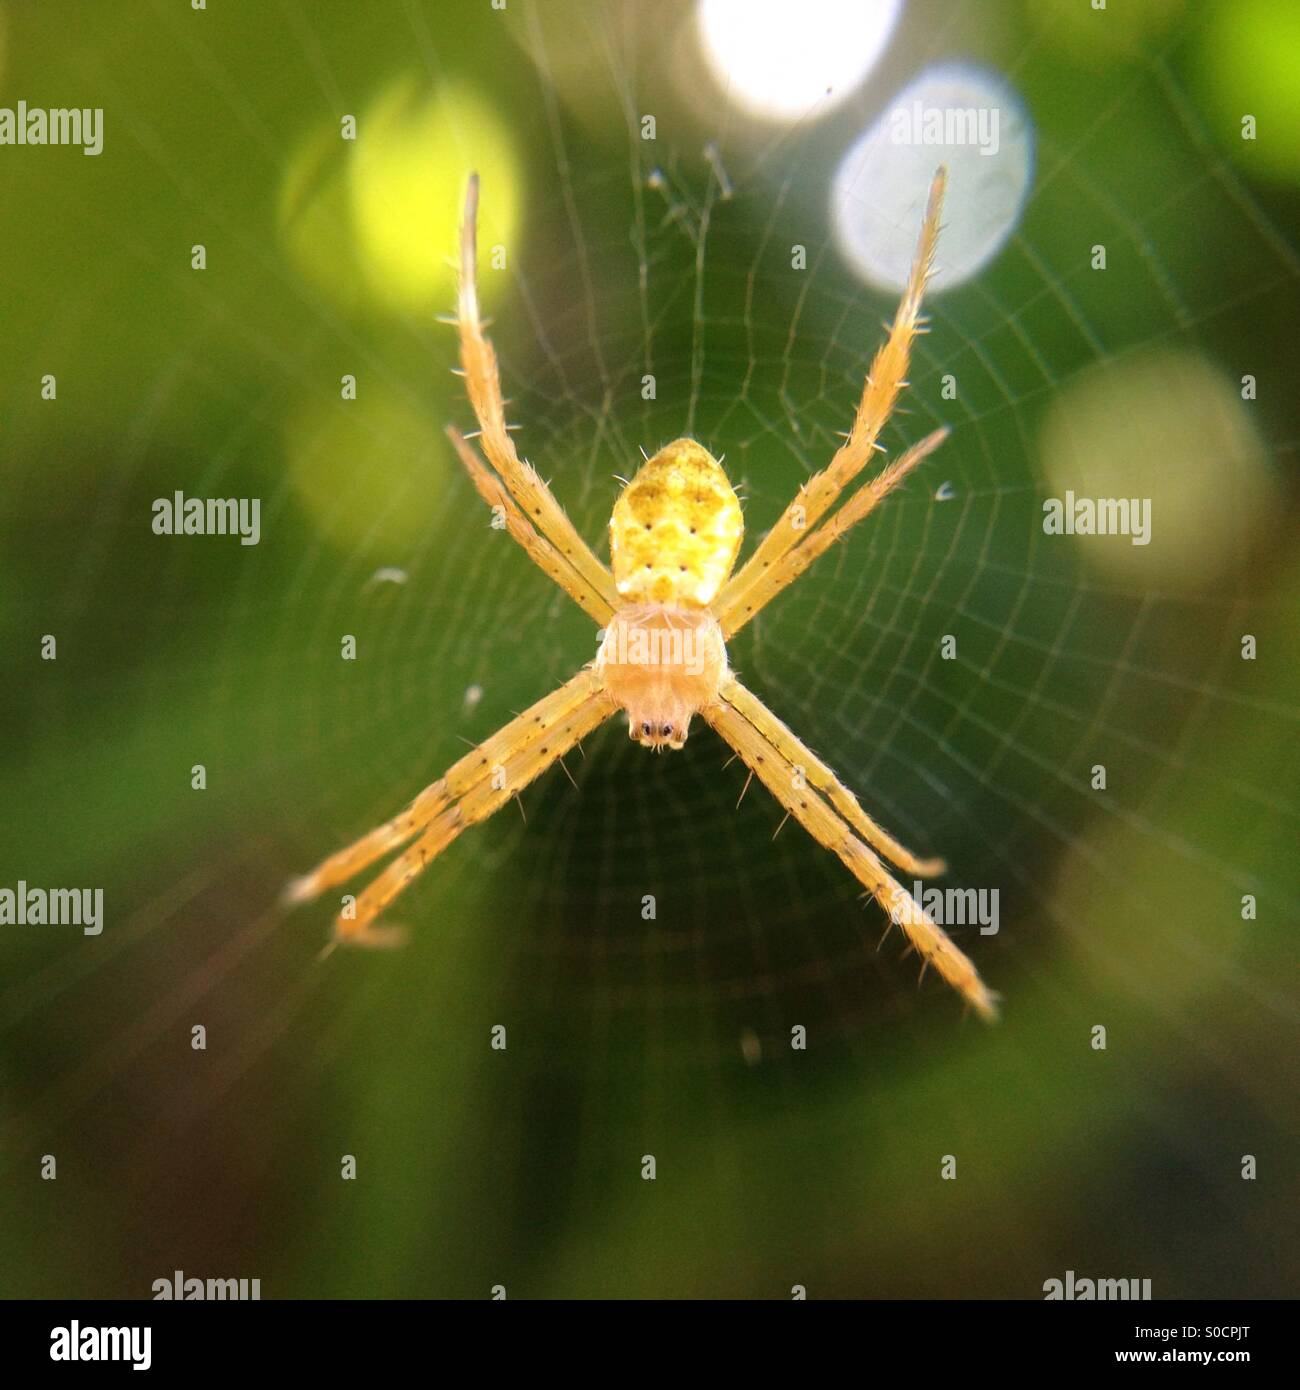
[
  {"left": 597, "top": 437, "right": 738, "bottom": 749},
  {"left": 597, "top": 599, "right": 727, "bottom": 750},
  {"left": 286, "top": 169, "right": 998, "bottom": 1021}
]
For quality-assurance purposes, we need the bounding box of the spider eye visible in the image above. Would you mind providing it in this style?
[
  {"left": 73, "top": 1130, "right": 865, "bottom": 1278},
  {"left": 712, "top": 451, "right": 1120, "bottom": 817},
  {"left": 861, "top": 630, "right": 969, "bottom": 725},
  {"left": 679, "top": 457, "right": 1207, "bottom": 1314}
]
[
  {"left": 661, "top": 724, "right": 673, "bottom": 737},
  {"left": 641, "top": 722, "right": 652, "bottom": 736}
]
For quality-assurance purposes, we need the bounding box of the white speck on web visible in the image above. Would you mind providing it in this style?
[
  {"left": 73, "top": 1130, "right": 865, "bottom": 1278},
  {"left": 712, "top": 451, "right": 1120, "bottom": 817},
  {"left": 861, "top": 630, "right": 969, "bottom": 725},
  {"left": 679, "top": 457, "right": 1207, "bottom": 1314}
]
[{"left": 363, "top": 566, "right": 408, "bottom": 590}]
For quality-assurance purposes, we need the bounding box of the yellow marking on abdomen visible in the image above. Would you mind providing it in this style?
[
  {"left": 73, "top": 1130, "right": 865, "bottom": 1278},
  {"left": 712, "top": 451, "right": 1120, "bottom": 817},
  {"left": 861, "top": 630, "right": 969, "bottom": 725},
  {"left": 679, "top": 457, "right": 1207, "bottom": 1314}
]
[{"left": 610, "top": 439, "right": 743, "bottom": 608}]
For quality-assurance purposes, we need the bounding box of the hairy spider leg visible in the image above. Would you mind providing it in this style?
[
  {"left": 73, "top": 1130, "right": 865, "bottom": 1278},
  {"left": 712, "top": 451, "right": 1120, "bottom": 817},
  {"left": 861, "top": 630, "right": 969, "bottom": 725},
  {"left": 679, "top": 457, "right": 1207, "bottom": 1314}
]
[
  {"left": 718, "top": 167, "right": 946, "bottom": 621},
  {"left": 456, "top": 173, "right": 621, "bottom": 614},
  {"left": 703, "top": 691, "right": 997, "bottom": 1020},
  {"left": 284, "top": 667, "right": 606, "bottom": 914}
]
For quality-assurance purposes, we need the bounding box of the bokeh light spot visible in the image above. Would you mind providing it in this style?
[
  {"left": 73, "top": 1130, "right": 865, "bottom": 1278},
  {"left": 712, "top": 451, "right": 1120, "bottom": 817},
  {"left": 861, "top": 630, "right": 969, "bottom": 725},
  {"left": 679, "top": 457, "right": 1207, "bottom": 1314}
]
[
  {"left": 287, "top": 388, "right": 450, "bottom": 556},
  {"left": 278, "top": 124, "right": 366, "bottom": 315},
  {"left": 1027, "top": 0, "right": 1183, "bottom": 63},
  {"left": 1197, "top": 0, "right": 1300, "bottom": 183},
  {"left": 279, "top": 75, "right": 521, "bottom": 316},
  {"left": 1038, "top": 350, "right": 1273, "bottom": 586},
  {"left": 349, "top": 78, "right": 520, "bottom": 315},
  {"left": 831, "top": 63, "right": 1033, "bottom": 295},
  {"left": 1052, "top": 814, "right": 1249, "bottom": 1009},
  {"left": 696, "top": 0, "right": 902, "bottom": 123}
]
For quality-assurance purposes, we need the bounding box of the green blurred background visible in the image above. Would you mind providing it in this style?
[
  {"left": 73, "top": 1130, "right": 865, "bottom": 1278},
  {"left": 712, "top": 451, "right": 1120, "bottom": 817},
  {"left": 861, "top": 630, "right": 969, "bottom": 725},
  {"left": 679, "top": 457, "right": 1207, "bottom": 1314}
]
[{"left": 1, "top": 0, "right": 1297, "bottom": 1298}]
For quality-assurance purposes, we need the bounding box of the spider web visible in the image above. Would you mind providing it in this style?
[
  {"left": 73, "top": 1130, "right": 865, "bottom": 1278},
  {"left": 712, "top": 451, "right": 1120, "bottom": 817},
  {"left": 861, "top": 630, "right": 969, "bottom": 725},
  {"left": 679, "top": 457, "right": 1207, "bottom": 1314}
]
[{"left": 2, "top": 0, "right": 1297, "bottom": 1298}]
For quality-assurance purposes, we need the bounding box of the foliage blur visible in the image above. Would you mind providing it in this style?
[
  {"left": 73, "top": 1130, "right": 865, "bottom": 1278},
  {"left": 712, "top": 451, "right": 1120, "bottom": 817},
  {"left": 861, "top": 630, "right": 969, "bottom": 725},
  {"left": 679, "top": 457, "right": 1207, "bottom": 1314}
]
[{"left": 0, "top": 0, "right": 1296, "bottom": 1298}]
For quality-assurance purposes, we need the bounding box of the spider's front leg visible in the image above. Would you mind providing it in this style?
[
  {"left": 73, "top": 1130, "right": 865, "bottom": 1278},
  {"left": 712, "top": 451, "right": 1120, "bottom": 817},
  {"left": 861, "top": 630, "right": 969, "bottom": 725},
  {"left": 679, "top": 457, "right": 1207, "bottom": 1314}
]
[
  {"left": 455, "top": 174, "right": 621, "bottom": 615},
  {"left": 716, "top": 426, "right": 949, "bottom": 637},
  {"left": 284, "top": 667, "right": 614, "bottom": 944},
  {"left": 717, "top": 167, "right": 947, "bottom": 633},
  {"left": 446, "top": 426, "right": 614, "bottom": 625}
]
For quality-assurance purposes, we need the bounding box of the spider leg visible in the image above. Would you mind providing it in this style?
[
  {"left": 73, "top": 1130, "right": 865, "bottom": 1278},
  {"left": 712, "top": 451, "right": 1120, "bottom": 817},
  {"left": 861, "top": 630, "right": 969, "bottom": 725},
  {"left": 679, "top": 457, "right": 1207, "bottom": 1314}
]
[
  {"left": 716, "top": 426, "right": 948, "bottom": 636},
  {"left": 717, "top": 167, "right": 946, "bottom": 621},
  {"left": 456, "top": 173, "right": 621, "bottom": 615},
  {"left": 283, "top": 667, "right": 606, "bottom": 916},
  {"left": 701, "top": 692, "right": 997, "bottom": 1021},
  {"left": 717, "top": 674, "right": 945, "bottom": 877},
  {"left": 447, "top": 427, "right": 614, "bottom": 624},
  {"left": 334, "top": 684, "right": 615, "bottom": 943}
]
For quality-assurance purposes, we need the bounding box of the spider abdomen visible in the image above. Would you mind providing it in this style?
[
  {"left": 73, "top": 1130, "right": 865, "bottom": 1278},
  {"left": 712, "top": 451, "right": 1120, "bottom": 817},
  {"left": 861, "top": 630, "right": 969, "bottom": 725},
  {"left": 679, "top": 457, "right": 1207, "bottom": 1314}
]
[{"left": 610, "top": 439, "right": 743, "bottom": 608}]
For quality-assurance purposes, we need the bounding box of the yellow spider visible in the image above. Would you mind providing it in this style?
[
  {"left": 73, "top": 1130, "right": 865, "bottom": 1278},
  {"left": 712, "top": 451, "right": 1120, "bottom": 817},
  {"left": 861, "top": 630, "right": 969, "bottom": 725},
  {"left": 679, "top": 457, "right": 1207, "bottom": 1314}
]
[{"left": 286, "top": 168, "right": 997, "bottom": 1021}]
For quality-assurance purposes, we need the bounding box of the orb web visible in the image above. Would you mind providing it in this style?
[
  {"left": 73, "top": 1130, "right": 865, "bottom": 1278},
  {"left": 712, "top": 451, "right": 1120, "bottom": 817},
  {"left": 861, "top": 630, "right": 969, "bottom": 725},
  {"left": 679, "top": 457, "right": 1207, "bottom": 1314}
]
[{"left": 2, "top": 0, "right": 1297, "bottom": 1299}]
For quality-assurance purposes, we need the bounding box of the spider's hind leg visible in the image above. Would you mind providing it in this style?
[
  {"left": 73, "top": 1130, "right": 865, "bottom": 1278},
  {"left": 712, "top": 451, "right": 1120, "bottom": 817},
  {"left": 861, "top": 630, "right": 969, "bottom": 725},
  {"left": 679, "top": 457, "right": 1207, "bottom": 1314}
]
[
  {"left": 702, "top": 693, "right": 997, "bottom": 1021},
  {"left": 331, "top": 684, "right": 614, "bottom": 944},
  {"left": 283, "top": 667, "right": 611, "bottom": 942},
  {"left": 717, "top": 675, "right": 946, "bottom": 878}
]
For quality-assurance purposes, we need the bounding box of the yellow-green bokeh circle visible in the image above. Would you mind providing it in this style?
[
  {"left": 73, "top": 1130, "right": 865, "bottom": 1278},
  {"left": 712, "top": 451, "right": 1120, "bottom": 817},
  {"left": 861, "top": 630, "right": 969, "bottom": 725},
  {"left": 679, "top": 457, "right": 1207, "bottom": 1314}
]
[
  {"left": 348, "top": 77, "right": 521, "bottom": 315},
  {"left": 286, "top": 387, "right": 451, "bottom": 556},
  {"left": 279, "top": 75, "right": 522, "bottom": 317},
  {"left": 1198, "top": 0, "right": 1300, "bottom": 182}
]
